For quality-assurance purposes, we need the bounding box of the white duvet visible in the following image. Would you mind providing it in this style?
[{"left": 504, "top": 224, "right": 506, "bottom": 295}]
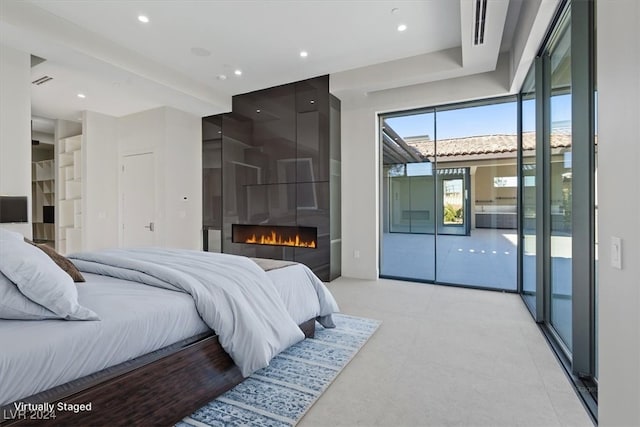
[
  {"left": 69, "top": 248, "right": 337, "bottom": 376},
  {"left": 0, "top": 273, "right": 211, "bottom": 406}
]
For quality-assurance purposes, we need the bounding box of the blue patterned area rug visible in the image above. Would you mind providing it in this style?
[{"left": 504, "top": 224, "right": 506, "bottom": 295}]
[{"left": 177, "top": 314, "right": 380, "bottom": 427}]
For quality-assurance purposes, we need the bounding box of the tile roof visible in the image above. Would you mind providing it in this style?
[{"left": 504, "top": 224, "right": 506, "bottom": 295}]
[{"left": 404, "top": 132, "right": 573, "bottom": 158}]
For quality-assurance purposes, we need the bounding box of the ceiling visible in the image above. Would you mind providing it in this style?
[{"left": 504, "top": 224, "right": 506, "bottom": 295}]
[{"left": 0, "top": 0, "right": 554, "bottom": 123}]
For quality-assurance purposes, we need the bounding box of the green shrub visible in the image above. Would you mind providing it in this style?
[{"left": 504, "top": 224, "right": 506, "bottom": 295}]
[{"left": 444, "top": 204, "right": 457, "bottom": 223}]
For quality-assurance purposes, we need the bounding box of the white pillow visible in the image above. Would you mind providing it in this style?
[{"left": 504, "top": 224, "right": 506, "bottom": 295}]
[
  {"left": 0, "top": 228, "right": 23, "bottom": 241},
  {"left": 0, "top": 272, "right": 61, "bottom": 320},
  {"left": 0, "top": 239, "right": 99, "bottom": 321}
]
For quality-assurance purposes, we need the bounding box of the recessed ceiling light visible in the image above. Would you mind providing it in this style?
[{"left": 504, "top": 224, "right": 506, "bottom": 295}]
[
  {"left": 397, "top": 24, "right": 407, "bottom": 32},
  {"left": 138, "top": 15, "right": 149, "bottom": 23},
  {"left": 234, "top": 69, "right": 242, "bottom": 76},
  {"left": 217, "top": 74, "right": 227, "bottom": 80},
  {"left": 300, "top": 51, "right": 308, "bottom": 58},
  {"left": 77, "top": 93, "right": 86, "bottom": 99},
  {"left": 256, "top": 109, "right": 261, "bottom": 113},
  {"left": 310, "top": 100, "right": 315, "bottom": 104}
]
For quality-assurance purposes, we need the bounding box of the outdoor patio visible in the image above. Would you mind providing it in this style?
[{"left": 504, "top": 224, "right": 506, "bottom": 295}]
[{"left": 381, "top": 228, "right": 518, "bottom": 290}]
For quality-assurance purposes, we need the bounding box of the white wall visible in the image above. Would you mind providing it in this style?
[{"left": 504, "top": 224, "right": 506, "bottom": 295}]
[
  {"left": 0, "top": 44, "right": 31, "bottom": 237},
  {"left": 338, "top": 58, "right": 510, "bottom": 279},
  {"left": 117, "top": 106, "right": 202, "bottom": 249},
  {"left": 597, "top": 1, "right": 640, "bottom": 425},
  {"left": 117, "top": 107, "right": 166, "bottom": 246},
  {"left": 83, "top": 111, "right": 119, "bottom": 251},
  {"left": 507, "top": 0, "right": 560, "bottom": 92},
  {"left": 164, "top": 107, "right": 202, "bottom": 249}
]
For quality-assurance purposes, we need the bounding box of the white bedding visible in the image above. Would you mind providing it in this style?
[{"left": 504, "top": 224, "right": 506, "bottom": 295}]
[
  {"left": 0, "top": 273, "right": 210, "bottom": 406},
  {"left": 69, "top": 249, "right": 309, "bottom": 376},
  {"left": 0, "top": 261, "right": 337, "bottom": 406},
  {"left": 269, "top": 264, "right": 326, "bottom": 325}
]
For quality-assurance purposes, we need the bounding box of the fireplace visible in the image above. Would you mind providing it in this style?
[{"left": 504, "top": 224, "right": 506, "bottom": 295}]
[
  {"left": 203, "top": 75, "right": 340, "bottom": 281},
  {"left": 232, "top": 224, "right": 317, "bottom": 249}
]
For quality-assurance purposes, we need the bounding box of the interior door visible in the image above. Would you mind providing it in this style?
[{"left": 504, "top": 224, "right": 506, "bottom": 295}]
[
  {"left": 437, "top": 168, "right": 470, "bottom": 236},
  {"left": 122, "top": 152, "right": 155, "bottom": 247}
]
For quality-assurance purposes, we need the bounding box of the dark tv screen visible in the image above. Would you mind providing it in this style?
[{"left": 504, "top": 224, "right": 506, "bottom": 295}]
[{"left": 0, "top": 196, "right": 28, "bottom": 223}]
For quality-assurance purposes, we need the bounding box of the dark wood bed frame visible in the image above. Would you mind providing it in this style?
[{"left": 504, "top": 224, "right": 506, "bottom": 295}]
[{"left": 1, "top": 319, "right": 315, "bottom": 427}]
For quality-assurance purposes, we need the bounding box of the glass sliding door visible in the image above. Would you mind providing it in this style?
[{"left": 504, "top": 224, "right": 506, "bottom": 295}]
[
  {"left": 379, "top": 99, "right": 519, "bottom": 291},
  {"left": 594, "top": 91, "right": 598, "bottom": 379},
  {"left": 521, "top": 67, "right": 537, "bottom": 312},
  {"left": 548, "top": 13, "right": 573, "bottom": 352},
  {"left": 517, "top": 1, "right": 598, "bottom": 416},
  {"left": 435, "top": 100, "right": 518, "bottom": 290},
  {"left": 380, "top": 111, "right": 436, "bottom": 281}
]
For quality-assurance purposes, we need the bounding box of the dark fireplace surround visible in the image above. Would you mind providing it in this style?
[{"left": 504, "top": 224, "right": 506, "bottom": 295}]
[{"left": 202, "top": 75, "right": 341, "bottom": 281}]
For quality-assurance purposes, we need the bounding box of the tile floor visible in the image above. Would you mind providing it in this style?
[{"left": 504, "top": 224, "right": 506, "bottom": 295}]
[{"left": 298, "top": 277, "right": 593, "bottom": 427}]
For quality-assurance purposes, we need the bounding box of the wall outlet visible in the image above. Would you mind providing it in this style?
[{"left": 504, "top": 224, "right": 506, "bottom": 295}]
[
  {"left": 611, "top": 236, "right": 622, "bottom": 269},
  {"left": 353, "top": 250, "right": 360, "bottom": 259}
]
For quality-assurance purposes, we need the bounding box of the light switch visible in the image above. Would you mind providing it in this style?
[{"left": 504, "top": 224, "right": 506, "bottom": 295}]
[{"left": 611, "top": 236, "right": 622, "bottom": 269}]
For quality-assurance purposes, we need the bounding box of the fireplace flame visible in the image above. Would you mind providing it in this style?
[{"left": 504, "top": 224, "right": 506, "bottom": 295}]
[{"left": 245, "top": 231, "right": 316, "bottom": 248}]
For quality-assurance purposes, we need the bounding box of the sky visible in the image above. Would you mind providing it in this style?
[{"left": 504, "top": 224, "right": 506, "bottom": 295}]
[{"left": 385, "top": 95, "right": 572, "bottom": 140}]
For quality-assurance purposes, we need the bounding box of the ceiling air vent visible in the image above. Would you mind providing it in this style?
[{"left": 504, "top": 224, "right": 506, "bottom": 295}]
[
  {"left": 32, "top": 76, "right": 53, "bottom": 85},
  {"left": 473, "top": 0, "right": 488, "bottom": 45}
]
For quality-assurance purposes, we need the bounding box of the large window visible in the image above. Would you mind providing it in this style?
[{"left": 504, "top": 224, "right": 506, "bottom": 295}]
[
  {"left": 380, "top": 111, "right": 436, "bottom": 282},
  {"left": 380, "top": 99, "right": 518, "bottom": 291},
  {"left": 548, "top": 11, "right": 573, "bottom": 352},
  {"left": 518, "top": 0, "right": 598, "bottom": 419}
]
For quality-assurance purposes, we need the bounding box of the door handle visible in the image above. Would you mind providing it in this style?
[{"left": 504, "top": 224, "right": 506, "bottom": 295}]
[{"left": 144, "top": 222, "right": 155, "bottom": 232}]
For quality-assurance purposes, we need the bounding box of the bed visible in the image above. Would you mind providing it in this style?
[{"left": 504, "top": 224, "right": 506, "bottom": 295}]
[{"left": 0, "top": 233, "right": 338, "bottom": 426}]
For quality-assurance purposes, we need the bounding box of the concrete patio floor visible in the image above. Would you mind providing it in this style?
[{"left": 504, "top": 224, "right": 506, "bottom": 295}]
[{"left": 381, "top": 228, "right": 518, "bottom": 290}]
